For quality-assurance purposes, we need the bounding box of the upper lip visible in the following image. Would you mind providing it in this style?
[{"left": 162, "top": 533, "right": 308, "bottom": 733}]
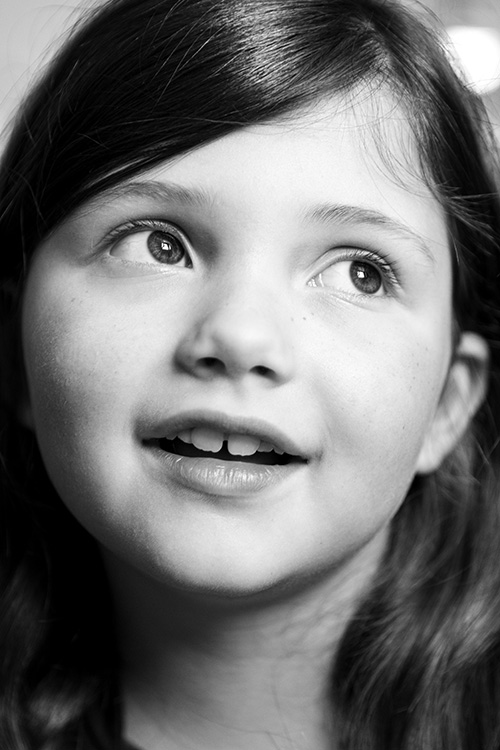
[{"left": 142, "top": 410, "right": 311, "bottom": 461}]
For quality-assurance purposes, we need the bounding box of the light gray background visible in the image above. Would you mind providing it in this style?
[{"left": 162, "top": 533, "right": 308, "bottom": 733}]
[{"left": 0, "top": 0, "right": 100, "bottom": 138}]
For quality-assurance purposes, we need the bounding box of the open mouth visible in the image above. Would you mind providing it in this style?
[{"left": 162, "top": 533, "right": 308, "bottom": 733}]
[{"left": 152, "top": 435, "right": 306, "bottom": 466}]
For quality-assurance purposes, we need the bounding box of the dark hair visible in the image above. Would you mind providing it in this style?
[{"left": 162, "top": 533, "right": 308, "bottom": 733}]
[{"left": 1, "top": 0, "right": 500, "bottom": 748}]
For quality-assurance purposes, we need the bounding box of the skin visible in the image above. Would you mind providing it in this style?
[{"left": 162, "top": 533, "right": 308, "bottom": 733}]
[{"left": 21, "top": 93, "right": 485, "bottom": 748}]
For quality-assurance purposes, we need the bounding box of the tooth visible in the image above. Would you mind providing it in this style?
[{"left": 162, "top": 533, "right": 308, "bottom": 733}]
[
  {"left": 177, "top": 429, "right": 193, "bottom": 444},
  {"left": 191, "top": 426, "right": 225, "bottom": 453},
  {"left": 258, "top": 441, "right": 274, "bottom": 453},
  {"left": 227, "top": 434, "right": 261, "bottom": 456}
]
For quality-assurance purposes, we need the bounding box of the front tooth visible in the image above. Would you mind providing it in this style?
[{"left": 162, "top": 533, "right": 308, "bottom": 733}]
[
  {"left": 191, "top": 426, "right": 225, "bottom": 453},
  {"left": 258, "top": 441, "right": 274, "bottom": 453},
  {"left": 227, "top": 434, "right": 261, "bottom": 456},
  {"left": 177, "top": 429, "right": 193, "bottom": 444}
]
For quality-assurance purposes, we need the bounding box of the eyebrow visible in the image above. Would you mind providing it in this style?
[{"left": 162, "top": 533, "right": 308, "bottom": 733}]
[
  {"left": 305, "top": 203, "right": 436, "bottom": 263},
  {"left": 94, "top": 179, "right": 215, "bottom": 210}
]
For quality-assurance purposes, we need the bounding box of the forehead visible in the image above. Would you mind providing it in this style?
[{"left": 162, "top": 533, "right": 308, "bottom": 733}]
[
  {"left": 96, "top": 90, "right": 447, "bottom": 259},
  {"left": 146, "top": 93, "right": 423, "bottom": 192}
]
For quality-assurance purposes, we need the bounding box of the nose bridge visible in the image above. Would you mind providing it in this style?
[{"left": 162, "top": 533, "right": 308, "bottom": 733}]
[{"left": 174, "top": 273, "right": 296, "bottom": 384}]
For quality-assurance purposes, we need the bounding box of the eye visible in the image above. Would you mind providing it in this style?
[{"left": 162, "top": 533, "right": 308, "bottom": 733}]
[
  {"left": 309, "top": 252, "right": 393, "bottom": 297},
  {"left": 147, "top": 230, "right": 190, "bottom": 265},
  {"left": 348, "top": 260, "right": 383, "bottom": 294},
  {"left": 108, "top": 220, "right": 193, "bottom": 267}
]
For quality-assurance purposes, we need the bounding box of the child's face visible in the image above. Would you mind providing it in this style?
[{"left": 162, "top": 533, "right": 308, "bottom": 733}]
[{"left": 22, "top": 94, "right": 457, "bottom": 597}]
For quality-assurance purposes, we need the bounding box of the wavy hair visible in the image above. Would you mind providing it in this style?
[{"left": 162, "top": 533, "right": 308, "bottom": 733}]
[{"left": 1, "top": 0, "right": 500, "bottom": 747}]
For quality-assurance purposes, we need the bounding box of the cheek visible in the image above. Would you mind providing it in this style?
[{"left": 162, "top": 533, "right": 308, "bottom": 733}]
[
  {"left": 22, "top": 269, "right": 145, "bottom": 484},
  {"left": 309, "top": 308, "right": 451, "bottom": 497},
  {"left": 21, "top": 281, "right": 154, "bottom": 556},
  {"left": 24, "top": 302, "right": 115, "bottom": 425},
  {"left": 23, "top": 259, "right": 158, "bottom": 419}
]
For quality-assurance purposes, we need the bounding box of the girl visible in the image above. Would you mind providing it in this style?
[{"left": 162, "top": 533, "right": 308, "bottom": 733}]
[{"left": 1, "top": 0, "right": 500, "bottom": 748}]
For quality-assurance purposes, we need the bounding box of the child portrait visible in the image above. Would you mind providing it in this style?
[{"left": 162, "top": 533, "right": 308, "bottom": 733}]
[{"left": 1, "top": 1, "right": 500, "bottom": 748}]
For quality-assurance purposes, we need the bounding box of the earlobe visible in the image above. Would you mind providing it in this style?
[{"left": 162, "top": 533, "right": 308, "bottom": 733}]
[{"left": 416, "top": 332, "right": 489, "bottom": 475}]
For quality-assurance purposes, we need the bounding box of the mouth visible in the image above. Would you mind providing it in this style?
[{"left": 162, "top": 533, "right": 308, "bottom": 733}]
[
  {"left": 143, "top": 412, "right": 309, "bottom": 466},
  {"left": 152, "top": 432, "right": 305, "bottom": 466},
  {"left": 141, "top": 412, "right": 309, "bottom": 496}
]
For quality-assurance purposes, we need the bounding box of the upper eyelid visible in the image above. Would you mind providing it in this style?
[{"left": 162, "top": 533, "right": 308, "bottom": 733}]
[
  {"left": 316, "top": 246, "right": 398, "bottom": 274},
  {"left": 105, "top": 217, "right": 190, "bottom": 241},
  {"left": 322, "top": 243, "right": 392, "bottom": 261}
]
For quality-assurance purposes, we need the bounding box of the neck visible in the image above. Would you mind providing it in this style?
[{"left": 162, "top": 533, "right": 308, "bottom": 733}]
[{"left": 103, "top": 541, "right": 384, "bottom": 750}]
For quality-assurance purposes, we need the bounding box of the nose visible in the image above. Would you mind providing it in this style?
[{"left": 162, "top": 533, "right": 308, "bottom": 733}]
[{"left": 174, "top": 294, "right": 296, "bottom": 385}]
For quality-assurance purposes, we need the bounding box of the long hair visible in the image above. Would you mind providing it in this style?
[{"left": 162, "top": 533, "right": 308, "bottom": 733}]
[{"left": 1, "top": 0, "right": 500, "bottom": 747}]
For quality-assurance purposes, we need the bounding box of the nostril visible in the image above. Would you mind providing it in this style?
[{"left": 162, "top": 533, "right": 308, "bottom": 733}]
[
  {"left": 199, "top": 356, "right": 225, "bottom": 374},
  {"left": 252, "top": 365, "right": 273, "bottom": 377},
  {"left": 197, "top": 359, "right": 274, "bottom": 378}
]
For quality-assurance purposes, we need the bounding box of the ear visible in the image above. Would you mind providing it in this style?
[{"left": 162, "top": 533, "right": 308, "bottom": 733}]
[{"left": 416, "top": 332, "right": 489, "bottom": 475}]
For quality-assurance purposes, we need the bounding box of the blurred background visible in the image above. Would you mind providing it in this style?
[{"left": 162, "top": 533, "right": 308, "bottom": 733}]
[
  {"left": 0, "top": 0, "right": 499, "bottom": 140},
  {"left": 404, "top": 0, "right": 500, "bottom": 139}
]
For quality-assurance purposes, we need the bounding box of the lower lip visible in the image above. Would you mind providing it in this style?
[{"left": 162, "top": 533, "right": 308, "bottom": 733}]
[{"left": 145, "top": 446, "right": 304, "bottom": 497}]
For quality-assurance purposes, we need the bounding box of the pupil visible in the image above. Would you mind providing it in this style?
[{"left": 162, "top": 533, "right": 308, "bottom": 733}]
[
  {"left": 148, "top": 231, "right": 185, "bottom": 264},
  {"left": 350, "top": 261, "right": 382, "bottom": 294}
]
